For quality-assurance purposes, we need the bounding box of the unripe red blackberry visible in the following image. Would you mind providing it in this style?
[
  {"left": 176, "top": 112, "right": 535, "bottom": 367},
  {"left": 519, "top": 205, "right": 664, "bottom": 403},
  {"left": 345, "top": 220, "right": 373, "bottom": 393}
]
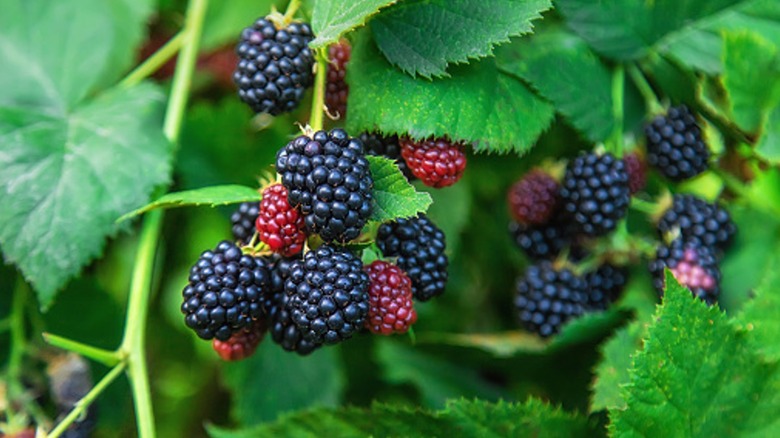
[
  {"left": 360, "top": 132, "right": 415, "bottom": 181},
  {"left": 256, "top": 183, "right": 306, "bottom": 256},
  {"left": 623, "top": 151, "right": 647, "bottom": 195},
  {"left": 507, "top": 170, "right": 559, "bottom": 225},
  {"left": 233, "top": 18, "right": 314, "bottom": 115},
  {"left": 326, "top": 40, "right": 350, "bottom": 118},
  {"left": 364, "top": 261, "right": 417, "bottom": 335},
  {"left": 560, "top": 152, "right": 630, "bottom": 236},
  {"left": 645, "top": 105, "right": 709, "bottom": 181},
  {"left": 649, "top": 239, "right": 721, "bottom": 304},
  {"left": 211, "top": 319, "right": 265, "bottom": 361},
  {"left": 657, "top": 194, "right": 736, "bottom": 250},
  {"left": 230, "top": 201, "right": 260, "bottom": 245},
  {"left": 400, "top": 137, "right": 467, "bottom": 188},
  {"left": 515, "top": 262, "right": 588, "bottom": 337}
]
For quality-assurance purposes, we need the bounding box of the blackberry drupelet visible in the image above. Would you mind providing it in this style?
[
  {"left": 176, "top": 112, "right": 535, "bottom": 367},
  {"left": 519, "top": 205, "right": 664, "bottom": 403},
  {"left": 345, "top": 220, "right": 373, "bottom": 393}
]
[
  {"left": 285, "top": 245, "right": 370, "bottom": 345},
  {"left": 649, "top": 239, "right": 721, "bottom": 304},
  {"left": 623, "top": 151, "right": 647, "bottom": 195},
  {"left": 376, "top": 214, "right": 448, "bottom": 301},
  {"left": 509, "top": 219, "right": 571, "bottom": 261},
  {"left": 560, "top": 152, "right": 630, "bottom": 237},
  {"left": 645, "top": 105, "right": 710, "bottom": 181},
  {"left": 326, "top": 40, "right": 350, "bottom": 118},
  {"left": 233, "top": 18, "right": 314, "bottom": 115},
  {"left": 584, "top": 264, "right": 629, "bottom": 310},
  {"left": 400, "top": 137, "right": 467, "bottom": 188},
  {"left": 276, "top": 128, "right": 373, "bottom": 243},
  {"left": 507, "top": 170, "right": 560, "bottom": 225},
  {"left": 657, "top": 194, "right": 736, "bottom": 250},
  {"left": 360, "top": 132, "right": 415, "bottom": 181},
  {"left": 230, "top": 201, "right": 260, "bottom": 245},
  {"left": 264, "top": 256, "right": 321, "bottom": 355},
  {"left": 364, "top": 260, "right": 417, "bottom": 335},
  {"left": 256, "top": 183, "right": 307, "bottom": 256},
  {"left": 181, "top": 241, "right": 270, "bottom": 341},
  {"left": 515, "top": 262, "right": 588, "bottom": 337},
  {"left": 211, "top": 319, "right": 265, "bottom": 361}
]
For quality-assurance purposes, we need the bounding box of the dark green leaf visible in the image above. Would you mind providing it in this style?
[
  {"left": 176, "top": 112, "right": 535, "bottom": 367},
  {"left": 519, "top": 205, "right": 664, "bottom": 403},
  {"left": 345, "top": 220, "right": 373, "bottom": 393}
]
[
  {"left": 346, "top": 33, "right": 555, "bottom": 154},
  {"left": 310, "top": 0, "right": 399, "bottom": 48},
  {"left": 736, "top": 256, "right": 780, "bottom": 361},
  {"left": 590, "top": 322, "right": 645, "bottom": 411},
  {"left": 118, "top": 185, "right": 262, "bottom": 222},
  {"left": 367, "top": 156, "right": 432, "bottom": 222},
  {"left": 371, "top": 0, "right": 551, "bottom": 78}
]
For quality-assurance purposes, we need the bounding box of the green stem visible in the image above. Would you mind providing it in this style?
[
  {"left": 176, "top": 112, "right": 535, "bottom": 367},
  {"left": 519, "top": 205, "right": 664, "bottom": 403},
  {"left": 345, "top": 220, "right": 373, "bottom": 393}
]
[
  {"left": 608, "top": 64, "right": 625, "bottom": 157},
  {"left": 713, "top": 168, "right": 752, "bottom": 199},
  {"left": 119, "top": 31, "right": 186, "bottom": 89},
  {"left": 628, "top": 63, "right": 663, "bottom": 115},
  {"left": 48, "top": 362, "right": 127, "bottom": 438},
  {"left": 283, "top": 0, "right": 302, "bottom": 22},
  {"left": 43, "top": 333, "right": 122, "bottom": 367},
  {"left": 309, "top": 50, "right": 328, "bottom": 131},
  {"left": 630, "top": 197, "right": 658, "bottom": 215},
  {"left": 4, "top": 277, "right": 28, "bottom": 426}
]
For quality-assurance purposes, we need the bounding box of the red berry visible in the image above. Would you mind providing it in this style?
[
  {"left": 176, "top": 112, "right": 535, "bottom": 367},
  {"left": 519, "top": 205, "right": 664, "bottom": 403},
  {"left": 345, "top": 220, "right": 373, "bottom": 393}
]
[
  {"left": 256, "top": 183, "right": 307, "bottom": 256},
  {"left": 364, "top": 261, "right": 417, "bottom": 335},
  {"left": 400, "top": 137, "right": 467, "bottom": 188},
  {"left": 507, "top": 170, "right": 559, "bottom": 225},
  {"left": 212, "top": 320, "right": 265, "bottom": 361},
  {"left": 326, "top": 40, "right": 350, "bottom": 118},
  {"left": 624, "top": 151, "right": 647, "bottom": 195}
]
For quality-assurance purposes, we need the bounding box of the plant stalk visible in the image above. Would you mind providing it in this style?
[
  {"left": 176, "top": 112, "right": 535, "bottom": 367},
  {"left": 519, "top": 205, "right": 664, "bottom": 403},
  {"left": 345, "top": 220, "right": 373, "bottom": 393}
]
[
  {"left": 628, "top": 63, "right": 664, "bottom": 115},
  {"left": 119, "top": 31, "right": 186, "bottom": 89},
  {"left": 608, "top": 64, "right": 625, "bottom": 157},
  {"left": 43, "top": 333, "right": 122, "bottom": 367},
  {"left": 309, "top": 50, "right": 328, "bottom": 131}
]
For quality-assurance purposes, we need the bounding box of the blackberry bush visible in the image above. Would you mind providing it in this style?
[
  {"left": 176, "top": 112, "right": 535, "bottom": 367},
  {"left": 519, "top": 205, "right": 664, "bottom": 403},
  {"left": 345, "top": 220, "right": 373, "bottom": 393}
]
[{"left": 645, "top": 105, "right": 710, "bottom": 181}]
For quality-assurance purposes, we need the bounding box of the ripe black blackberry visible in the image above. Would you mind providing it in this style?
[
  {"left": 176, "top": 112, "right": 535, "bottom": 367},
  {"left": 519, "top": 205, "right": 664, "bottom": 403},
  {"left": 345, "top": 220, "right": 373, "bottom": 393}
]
[
  {"left": 645, "top": 105, "right": 710, "bottom": 181},
  {"left": 515, "top": 262, "right": 588, "bottom": 337},
  {"left": 233, "top": 18, "right": 314, "bottom": 115},
  {"left": 276, "top": 128, "right": 373, "bottom": 243},
  {"left": 657, "top": 194, "right": 736, "bottom": 250},
  {"left": 649, "top": 239, "right": 721, "bottom": 304},
  {"left": 584, "top": 264, "right": 629, "bottom": 310},
  {"left": 560, "top": 152, "right": 630, "bottom": 237},
  {"left": 376, "top": 214, "right": 448, "bottom": 301},
  {"left": 181, "top": 241, "right": 270, "bottom": 341},
  {"left": 264, "top": 256, "right": 320, "bottom": 355},
  {"left": 230, "top": 201, "right": 259, "bottom": 245},
  {"left": 285, "top": 245, "right": 370, "bottom": 345},
  {"left": 360, "top": 132, "right": 415, "bottom": 181},
  {"left": 508, "top": 219, "right": 571, "bottom": 261}
]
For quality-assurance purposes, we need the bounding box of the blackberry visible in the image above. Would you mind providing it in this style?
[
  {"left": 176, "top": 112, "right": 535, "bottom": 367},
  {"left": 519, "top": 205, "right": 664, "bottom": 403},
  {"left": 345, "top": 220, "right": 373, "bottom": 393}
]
[
  {"left": 211, "top": 319, "right": 265, "bottom": 361},
  {"left": 515, "top": 262, "right": 588, "bottom": 337},
  {"left": 233, "top": 18, "right": 314, "bottom": 115},
  {"left": 645, "top": 105, "right": 709, "bottom": 181},
  {"left": 649, "top": 239, "right": 721, "bottom": 304},
  {"left": 285, "top": 245, "right": 370, "bottom": 345},
  {"left": 230, "top": 201, "right": 260, "bottom": 245},
  {"left": 264, "top": 256, "right": 321, "bottom": 355},
  {"left": 507, "top": 170, "right": 560, "bottom": 225},
  {"left": 326, "top": 40, "right": 350, "bottom": 118},
  {"left": 181, "top": 241, "right": 270, "bottom": 340},
  {"left": 560, "top": 152, "right": 630, "bottom": 236},
  {"left": 360, "top": 132, "right": 415, "bottom": 181},
  {"left": 256, "top": 183, "right": 307, "bottom": 256},
  {"left": 584, "top": 264, "right": 629, "bottom": 310},
  {"left": 623, "top": 151, "right": 647, "bottom": 195},
  {"left": 364, "top": 260, "right": 417, "bottom": 335},
  {"left": 276, "top": 128, "right": 373, "bottom": 243},
  {"left": 376, "top": 214, "right": 448, "bottom": 301},
  {"left": 508, "top": 219, "right": 571, "bottom": 260},
  {"left": 400, "top": 137, "right": 467, "bottom": 188},
  {"left": 657, "top": 194, "right": 736, "bottom": 250}
]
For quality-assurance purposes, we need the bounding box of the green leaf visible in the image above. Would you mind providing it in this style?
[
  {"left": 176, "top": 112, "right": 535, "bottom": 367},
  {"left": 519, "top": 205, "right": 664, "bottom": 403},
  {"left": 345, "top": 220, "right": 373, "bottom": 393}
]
[
  {"left": 310, "top": 0, "right": 398, "bottom": 48},
  {"left": 590, "top": 322, "right": 645, "bottom": 412},
  {"left": 367, "top": 156, "right": 432, "bottom": 222},
  {"left": 118, "top": 185, "right": 262, "bottom": 222},
  {"left": 736, "top": 255, "right": 780, "bottom": 362},
  {"left": 496, "top": 29, "right": 615, "bottom": 142},
  {"left": 756, "top": 107, "right": 780, "bottom": 163},
  {"left": 610, "top": 273, "right": 780, "bottom": 436},
  {"left": 346, "top": 33, "right": 555, "bottom": 154},
  {"left": 370, "top": 0, "right": 551, "bottom": 78},
  {"left": 556, "top": 0, "right": 758, "bottom": 60},
  {"left": 0, "top": 83, "right": 171, "bottom": 308},
  {"left": 722, "top": 31, "right": 780, "bottom": 134},
  {"left": 222, "top": 341, "right": 345, "bottom": 425},
  {"left": 207, "top": 398, "right": 589, "bottom": 438}
]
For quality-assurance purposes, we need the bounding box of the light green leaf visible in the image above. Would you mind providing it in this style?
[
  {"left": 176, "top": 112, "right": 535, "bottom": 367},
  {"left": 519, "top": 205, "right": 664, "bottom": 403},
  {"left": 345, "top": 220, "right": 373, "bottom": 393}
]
[
  {"left": 371, "top": 0, "right": 551, "bottom": 78},
  {"left": 346, "top": 33, "right": 555, "bottom": 154},
  {"left": 367, "top": 155, "right": 432, "bottom": 222},
  {"left": 610, "top": 273, "right": 780, "bottom": 437},
  {"left": 310, "top": 0, "right": 398, "bottom": 48},
  {"left": 736, "top": 256, "right": 780, "bottom": 361},
  {"left": 0, "top": 83, "right": 171, "bottom": 308},
  {"left": 722, "top": 31, "right": 780, "bottom": 134},
  {"left": 496, "top": 29, "right": 615, "bottom": 142},
  {"left": 756, "top": 107, "right": 780, "bottom": 163},
  {"left": 118, "top": 185, "right": 262, "bottom": 222},
  {"left": 590, "top": 322, "right": 645, "bottom": 412}
]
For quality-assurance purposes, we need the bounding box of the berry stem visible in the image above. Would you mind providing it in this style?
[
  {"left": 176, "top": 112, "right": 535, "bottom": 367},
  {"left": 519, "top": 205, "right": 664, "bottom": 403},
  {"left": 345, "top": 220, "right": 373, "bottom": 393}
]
[
  {"left": 628, "top": 63, "right": 664, "bottom": 116},
  {"left": 713, "top": 167, "right": 752, "bottom": 199},
  {"left": 4, "top": 277, "right": 28, "bottom": 428},
  {"left": 309, "top": 49, "right": 329, "bottom": 132},
  {"left": 283, "top": 0, "right": 302, "bottom": 23},
  {"left": 608, "top": 64, "right": 625, "bottom": 157},
  {"left": 629, "top": 197, "right": 658, "bottom": 216},
  {"left": 43, "top": 333, "right": 122, "bottom": 367},
  {"left": 119, "top": 30, "right": 186, "bottom": 89}
]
